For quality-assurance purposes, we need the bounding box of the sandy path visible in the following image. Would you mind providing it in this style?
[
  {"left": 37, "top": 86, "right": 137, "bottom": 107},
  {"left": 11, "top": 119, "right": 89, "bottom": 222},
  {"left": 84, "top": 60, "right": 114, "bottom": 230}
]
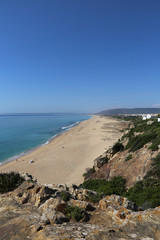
[{"left": 0, "top": 116, "right": 126, "bottom": 185}]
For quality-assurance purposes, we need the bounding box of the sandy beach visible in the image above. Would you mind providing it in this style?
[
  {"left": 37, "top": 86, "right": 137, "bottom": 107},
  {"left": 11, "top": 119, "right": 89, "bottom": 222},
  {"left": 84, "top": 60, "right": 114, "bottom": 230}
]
[{"left": 0, "top": 116, "right": 126, "bottom": 185}]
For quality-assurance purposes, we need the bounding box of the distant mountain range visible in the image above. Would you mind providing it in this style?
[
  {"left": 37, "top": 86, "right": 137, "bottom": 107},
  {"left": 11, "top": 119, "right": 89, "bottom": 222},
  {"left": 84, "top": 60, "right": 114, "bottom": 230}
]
[{"left": 98, "top": 108, "right": 160, "bottom": 115}]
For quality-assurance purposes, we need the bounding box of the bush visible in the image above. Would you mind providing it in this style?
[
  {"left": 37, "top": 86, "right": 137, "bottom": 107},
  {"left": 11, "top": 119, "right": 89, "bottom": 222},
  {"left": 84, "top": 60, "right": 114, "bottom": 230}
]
[
  {"left": 87, "top": 192, "right": 102, "bottom": 203},
  {"left": 125, "top": 153, "right": 160, "bottom": 209},
  {"left": 125, "top": 177, "right": 160, "bottom": 209},
  {"left": 60, "top": 191, "right": 71, "bottom": 202},
  {"left": 0, "top": 172, "right": 25, "bottom": 193},
  {"left": 123, "top": 120, "right": 160, "bottom": 152},
  {"left": 149, "top": 143, "right": 159, "bottom": 151},
  {"left": 126, "top": 133, "right": 158, "bottom": 152},
  {"left": 83, "top": 167, "right": 95, "bottom": 179},
  {"left": 112, "top": 142, "right": 124, "bottom": 154},
  {"left": 125, "top": 154, "right": 132, "bottom": 162},
  {"left": 65, "top": 206, "right": 86, "bottom": 221},
  {"left": 79, "top": 176, "right": 126, "bottom": 196},
  {"left": 103, "top": 156, "right": 109, "bottom": 164},
  {"left": 145, "top": 153, "right": 160, "bottom": 179},
  {"left": 80, "top": 170, "right": 160, "bottom": 209}
]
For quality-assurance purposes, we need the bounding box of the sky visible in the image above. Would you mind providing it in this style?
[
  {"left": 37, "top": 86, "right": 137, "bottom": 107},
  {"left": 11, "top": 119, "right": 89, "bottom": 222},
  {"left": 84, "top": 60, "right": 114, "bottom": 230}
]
[{"left": 0, "top": 0, "right": 160, "bottom": 113}]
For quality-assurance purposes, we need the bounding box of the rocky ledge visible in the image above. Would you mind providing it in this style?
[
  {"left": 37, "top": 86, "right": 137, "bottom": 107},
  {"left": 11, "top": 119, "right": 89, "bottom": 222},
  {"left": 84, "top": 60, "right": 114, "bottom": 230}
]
[{"left": 0, "top": 173, "right": 160, "bottom": 240}]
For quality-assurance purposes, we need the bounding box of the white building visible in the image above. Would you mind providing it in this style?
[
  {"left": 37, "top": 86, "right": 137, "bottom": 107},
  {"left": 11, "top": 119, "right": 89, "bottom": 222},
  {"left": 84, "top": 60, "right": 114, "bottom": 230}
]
[
  {"left": 146, "top": 114, "right": 151, "bottom": 119},
  {"left": 158, "top": 118, "right": 160, "bottom": 122}
]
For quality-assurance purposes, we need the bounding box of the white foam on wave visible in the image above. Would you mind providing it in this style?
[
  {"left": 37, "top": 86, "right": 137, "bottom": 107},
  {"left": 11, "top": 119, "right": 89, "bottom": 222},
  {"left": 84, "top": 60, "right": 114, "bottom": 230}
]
[
  {"left": 41, "top": 140, "right": 49, "bottom": 146},
  {"left": 61, "top": 121, "right": 81, "bottom": 130},
  {"left": 41, "top": 134, "right": 58, "bottom": 146},
  {"left": 62, "top": 126, "right": 70, "bottom": 130},
  {"left": 50, "top": 134, "right": 57, "bottom": 140}
]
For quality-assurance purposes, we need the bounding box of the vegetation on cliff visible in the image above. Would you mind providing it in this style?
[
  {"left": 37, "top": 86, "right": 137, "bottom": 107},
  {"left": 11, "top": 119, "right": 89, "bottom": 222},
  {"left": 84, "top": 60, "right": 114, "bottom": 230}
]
[
  {"left": 65, "top": 205, "right": 87, "bottom": 221},
  {"left": 0, "top": 172, "right": 24, "bottom": 193},
  {"left": 79, "top": 176, "right": 126, "bottom": 197},
  {"left": 60, "top": 191, "right": 71, "bottom": 202},
  {"left": 125, "top": 177, "right": 160, "bottom": 209},
  {"left": 112, "top": 142, "right": 124, "bottom": 154},
  {"left": 81, "top": 151, "right": 160, "bottom": 209},
  {"left": 122, "top": 117, "right": 160, "bottom": 152}
]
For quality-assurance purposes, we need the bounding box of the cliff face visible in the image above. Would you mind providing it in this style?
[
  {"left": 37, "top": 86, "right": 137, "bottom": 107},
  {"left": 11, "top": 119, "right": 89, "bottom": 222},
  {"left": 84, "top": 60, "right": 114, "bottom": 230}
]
[
  {"left": 0, "top": 176, "right": 160, "bottom": 240},
  {"left": 91, "top": 144, "right": 160, "bottom": 188}
]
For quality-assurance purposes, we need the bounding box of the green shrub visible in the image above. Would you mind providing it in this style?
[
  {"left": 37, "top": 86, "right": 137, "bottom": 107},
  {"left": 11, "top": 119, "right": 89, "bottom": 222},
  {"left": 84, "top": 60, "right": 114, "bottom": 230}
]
[
  {"left": 79, "top": 176, "right": 126, "bottom": 196},
  {"left": 126, "top": 133, "right": 157, "bottom": 152},
  {"left": 145, "top": 153, "right": 160, "bottom": 179},
  {"left": 87, "top": 192, "right": 102, "bottom": 203},
  {"left": 112, "top": 142, "right": 124, "bottom": 154},
  {"left": 125, "top": 153, "right": 160, "bottom": 209},
  {"left": 83, "top": 167, "right": 95, "bottom": 179},
  {"left": 0, "top": 172, "right": 25, "bottom": 193},
  {"left": 123, "top": 120, "right": 160, "bottom": 152},
  {"left": 149, "top": 144, "right": 159, "bottom": 151},
  {"left": 65, "top": 206, "right": 85, "bottom": 221},
  {"left": 80, "top": 171, "right": 160, "bottom": 209},
  {"left": 125, "top": 178, "right": 160, "bottom": 209},
  {"left": 60, "top": 191, "right": 71, "bottom": 202},
  {"left": 125, "top": 154, "right": 132, "bottom": 162}
]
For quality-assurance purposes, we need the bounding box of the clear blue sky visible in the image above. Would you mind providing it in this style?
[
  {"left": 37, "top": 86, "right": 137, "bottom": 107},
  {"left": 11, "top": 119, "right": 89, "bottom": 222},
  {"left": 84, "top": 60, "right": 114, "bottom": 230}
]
[{"left": 0, "top": 0, "right": 160, "bottom": 113}]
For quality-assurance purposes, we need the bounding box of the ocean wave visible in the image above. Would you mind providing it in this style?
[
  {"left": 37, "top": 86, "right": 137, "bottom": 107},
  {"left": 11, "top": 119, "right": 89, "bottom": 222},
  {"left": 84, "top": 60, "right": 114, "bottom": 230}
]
[
  {"left": 50, "top": 134, "right": 57, "bottom": 139},
  {"left": 41, "top": 141, "right": 49, "bottom": 146},
  {"left": 61, "top": 121, "right": 80, "bottom": 130}
]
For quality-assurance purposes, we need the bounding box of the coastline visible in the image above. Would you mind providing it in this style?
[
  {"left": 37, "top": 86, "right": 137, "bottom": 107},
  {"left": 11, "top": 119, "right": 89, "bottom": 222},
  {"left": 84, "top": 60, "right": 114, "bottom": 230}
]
[
  {"left": 0, "top": 117, "right": 90, "bottom": 167},
  {"left": 0, "top": 115, "right": 127, "bottom": 185}
]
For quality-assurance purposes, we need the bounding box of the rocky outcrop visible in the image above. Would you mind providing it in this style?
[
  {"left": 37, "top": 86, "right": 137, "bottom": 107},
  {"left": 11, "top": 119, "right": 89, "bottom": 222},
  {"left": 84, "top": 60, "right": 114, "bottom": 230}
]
[{"left": 0, "top": 178, "right": 160, "bottom": 239}]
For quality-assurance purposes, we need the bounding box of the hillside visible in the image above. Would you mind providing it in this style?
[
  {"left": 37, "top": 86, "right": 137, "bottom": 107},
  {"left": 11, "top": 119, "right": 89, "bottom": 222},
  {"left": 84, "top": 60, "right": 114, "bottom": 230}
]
[
  {"left": 83, "top": 116, "right": 160, "bottom": 209},
  {"left": 98, "top": 108, "right": 160, "bottom": 115}
]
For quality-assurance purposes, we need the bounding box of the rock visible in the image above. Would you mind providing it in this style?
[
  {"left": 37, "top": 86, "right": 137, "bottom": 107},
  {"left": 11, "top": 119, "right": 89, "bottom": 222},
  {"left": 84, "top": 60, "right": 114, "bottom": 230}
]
[
  {"left": 36, "top": 225, "right": 43, "bottom": 231},
  {"left": 39, "top": 198, "right": 66, "bottom": 213},
  {"left": 20, "top": 172, "right": 37, "bottom": 182},
  {"left": 21, "top": 192, "right": 30, "bottom": 204},
  {"left": 55, "top": 212, "right": 70, "bottom": 224},
  {"left": 99, "top": 195, "right": 138, "bottom": 212},
  {"left": 34, "top": 186, "right": 57, "bottom": 207},
  {"left": 41, "top": 209, "right": 57, "bottom": 224},
  {"left": 1, "top": 181, "right": 160, "bottom": 239},
  {"left": 69, "top": 199, "right": 95, "bottom": 211},
  {"left": 1, "top": 169, "right": 160, "bottom": 240},
  {"left": 94, "top": 154, "right": 109, "bottom": 170}
]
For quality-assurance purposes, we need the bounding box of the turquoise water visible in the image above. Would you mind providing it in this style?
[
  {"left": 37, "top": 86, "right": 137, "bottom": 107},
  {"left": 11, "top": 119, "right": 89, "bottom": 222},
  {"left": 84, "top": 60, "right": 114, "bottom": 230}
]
[{"left": 0, "top": 114, "right": 90, "bottom": 164}]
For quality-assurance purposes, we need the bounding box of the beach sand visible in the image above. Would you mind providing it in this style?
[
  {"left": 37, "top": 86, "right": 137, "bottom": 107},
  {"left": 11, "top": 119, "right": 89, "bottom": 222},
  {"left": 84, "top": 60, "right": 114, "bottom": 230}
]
[{"left": 0, "top": 116, "right": 127, "bottom": 185}]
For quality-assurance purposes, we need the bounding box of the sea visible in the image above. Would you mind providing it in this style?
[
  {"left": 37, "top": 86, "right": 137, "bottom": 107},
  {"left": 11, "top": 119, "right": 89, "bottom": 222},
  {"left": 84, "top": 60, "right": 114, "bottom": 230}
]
[{"left": 0, "top": 113, "right": 91, "bottom": 165}]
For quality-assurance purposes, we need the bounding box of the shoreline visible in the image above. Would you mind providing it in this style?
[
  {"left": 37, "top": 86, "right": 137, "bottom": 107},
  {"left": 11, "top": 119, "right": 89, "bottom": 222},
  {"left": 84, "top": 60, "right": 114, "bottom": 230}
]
[
  {"left": 0, "top": 115, "right": 127, "bottom": 185},
  {"left": 0, "top": 117, "right": 91, "bottom": 167}
]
